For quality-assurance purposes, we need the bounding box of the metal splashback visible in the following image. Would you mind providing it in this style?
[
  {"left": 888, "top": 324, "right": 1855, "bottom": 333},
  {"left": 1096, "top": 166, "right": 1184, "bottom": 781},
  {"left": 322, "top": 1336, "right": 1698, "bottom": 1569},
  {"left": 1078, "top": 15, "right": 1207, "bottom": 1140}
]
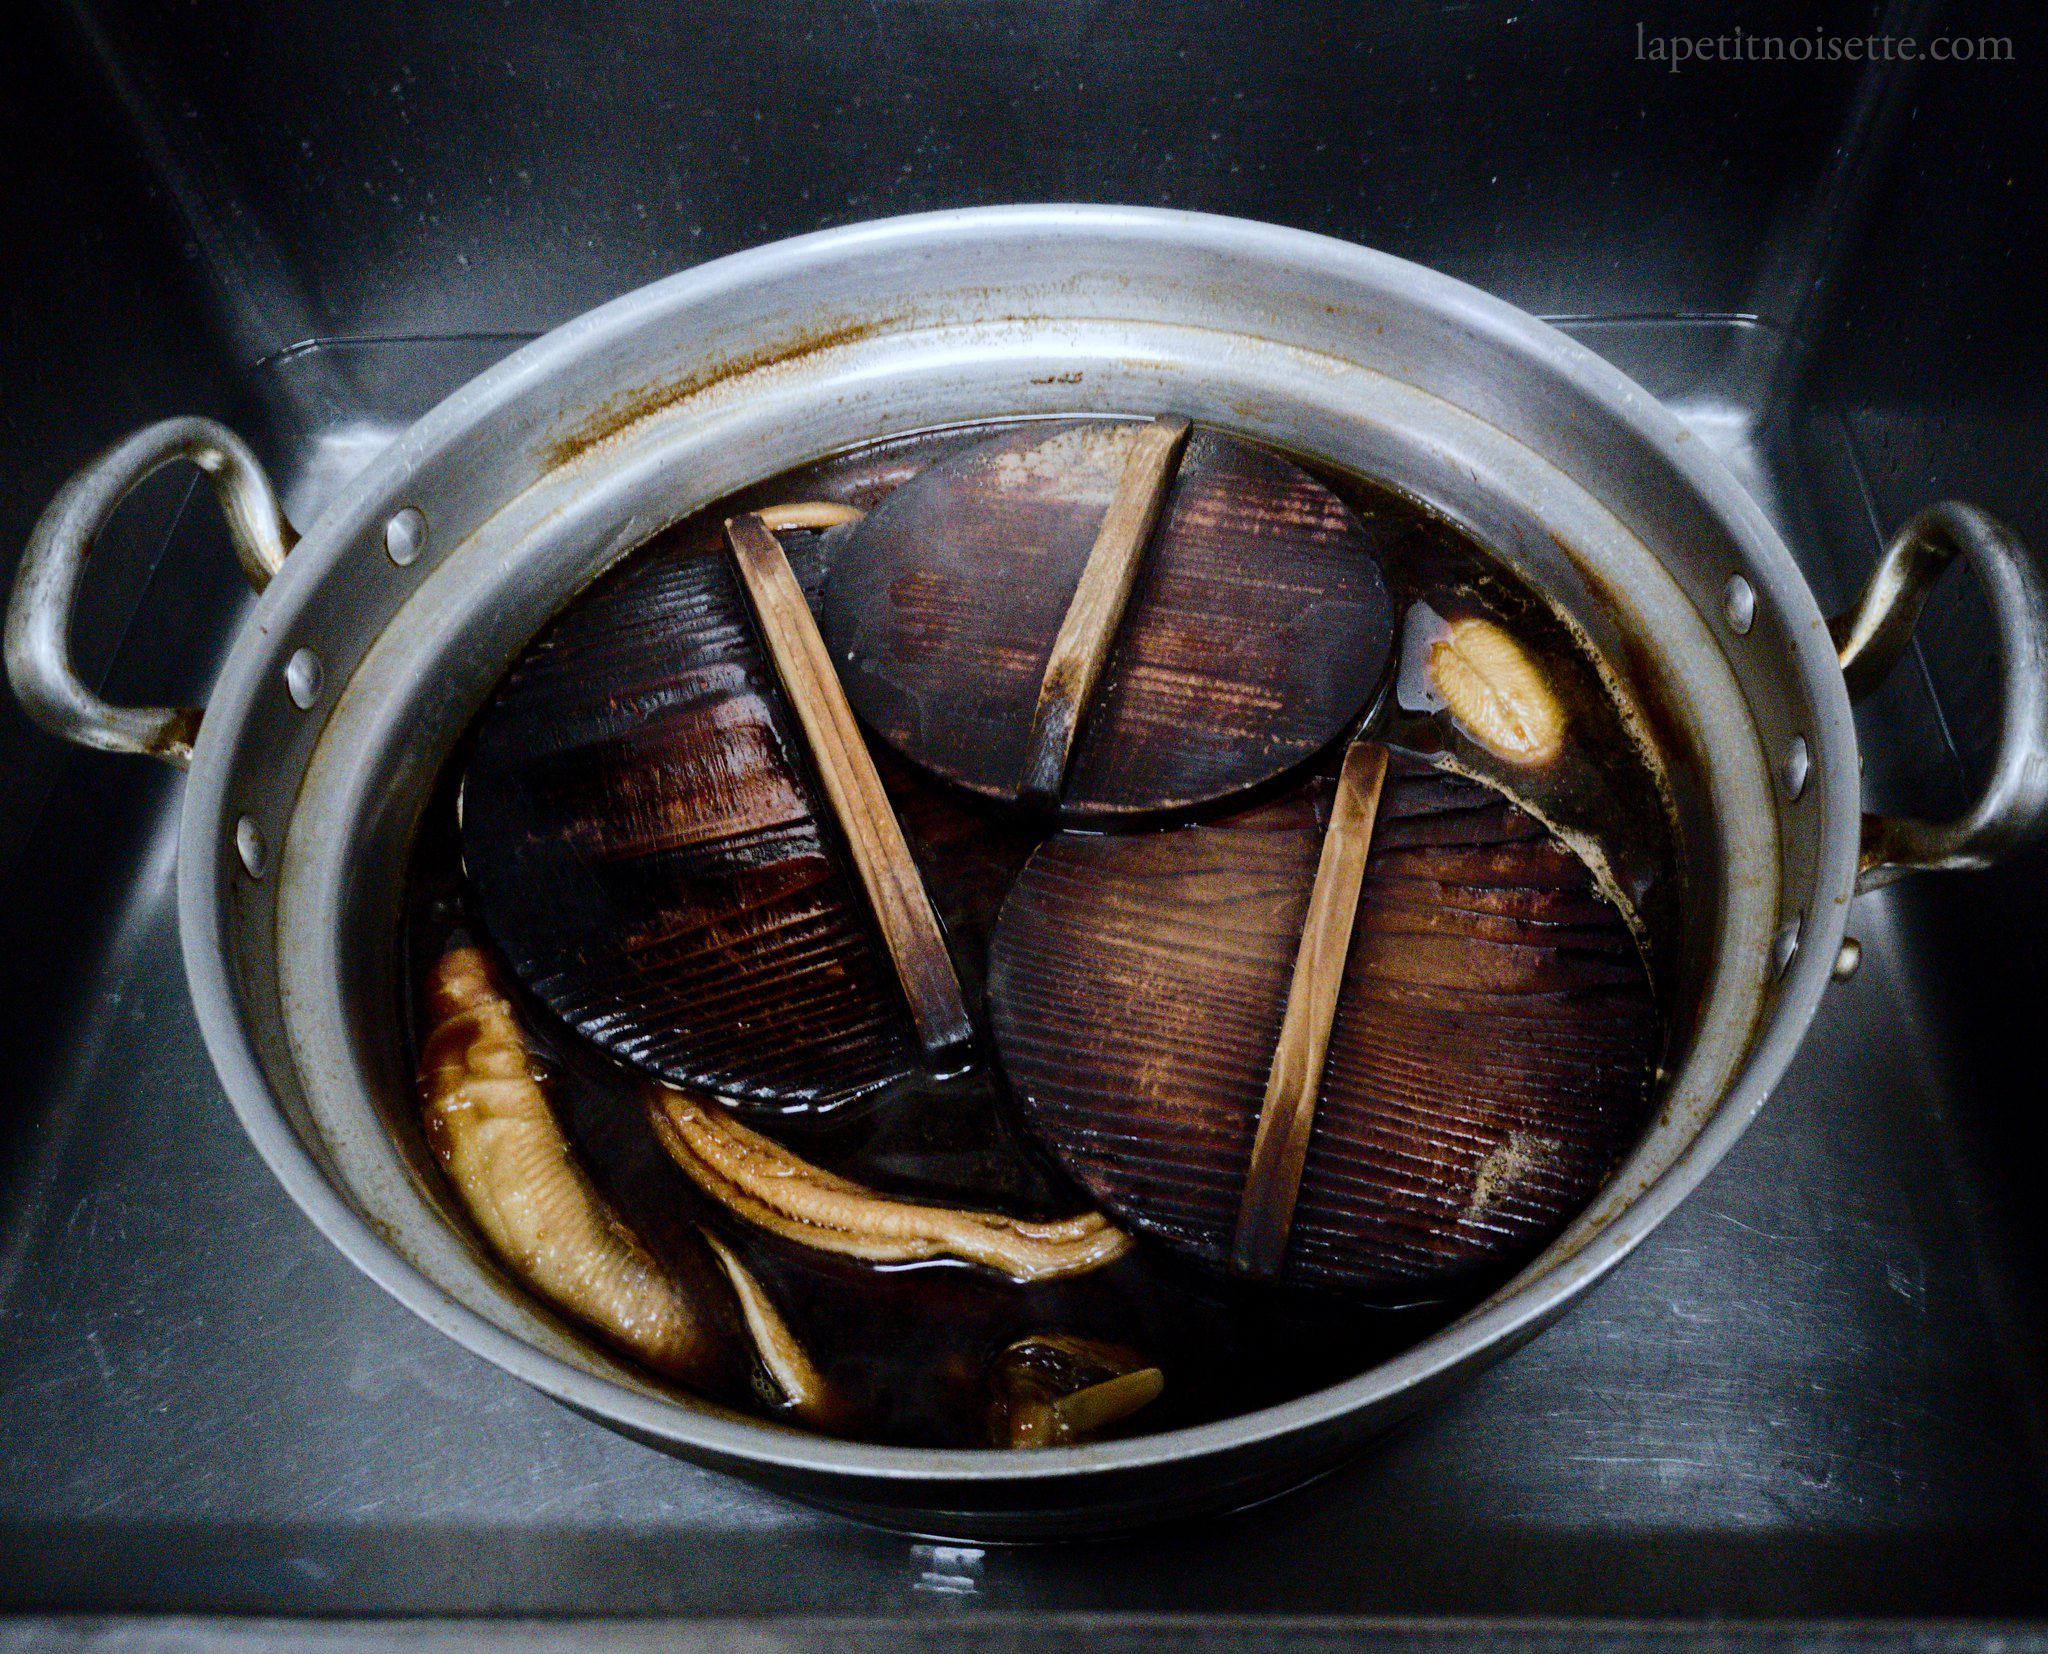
[{"left": 3, "top": 0, "right": 2044, "bottom": 1637}]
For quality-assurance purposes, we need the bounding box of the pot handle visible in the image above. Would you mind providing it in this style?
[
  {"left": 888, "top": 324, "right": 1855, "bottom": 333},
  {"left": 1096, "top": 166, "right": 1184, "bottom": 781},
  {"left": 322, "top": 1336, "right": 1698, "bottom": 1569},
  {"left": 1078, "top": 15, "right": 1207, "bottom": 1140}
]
[
  {"left": 5, "top": 418, "right": 296, "bottom": 768},
  {"left": 1830, "top": 502, "right": 2048, "bottom": 891}
]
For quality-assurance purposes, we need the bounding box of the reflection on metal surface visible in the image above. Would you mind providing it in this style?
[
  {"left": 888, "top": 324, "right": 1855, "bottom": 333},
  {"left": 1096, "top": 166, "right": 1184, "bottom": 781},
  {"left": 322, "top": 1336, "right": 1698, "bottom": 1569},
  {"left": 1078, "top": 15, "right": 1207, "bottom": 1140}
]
[
  {"left": 234, "top": 814, "right": 266, "bottom": 879},
  {"left": 285, "top": 647, "right": 324, "bottom": 710},
  {"left": 384, "top": 506, "right": 427, "bottom": 567},
  {"left": 1783, "top": 735, "right": 1811, "bottom": 802},
  {"left": 1723, "top": 574, "right": 1757, "bottom": 635},
  {"left": 1771, "top": 914, "right": 1803, "bottom": 979},
  {"left": 22, "top": 204, "right": 2048, "bottom": 1544},
  {"left": 910, "top": 1544, "right": 985, "bottom": 1599}
]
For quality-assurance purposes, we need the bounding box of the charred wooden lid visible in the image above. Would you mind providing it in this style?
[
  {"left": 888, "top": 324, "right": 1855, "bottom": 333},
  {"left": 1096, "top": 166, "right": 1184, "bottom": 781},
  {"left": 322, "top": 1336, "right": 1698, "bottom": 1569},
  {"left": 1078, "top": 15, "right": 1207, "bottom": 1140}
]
[
  {"left": 819, "top": 420, "right": 1396, "bottom": 819},
  {"left": 986, "top": 757, "right": 1660, "bottom": 1294},
  {"left": 460, "top": 528, "right": 927, "bottom": 1116}
]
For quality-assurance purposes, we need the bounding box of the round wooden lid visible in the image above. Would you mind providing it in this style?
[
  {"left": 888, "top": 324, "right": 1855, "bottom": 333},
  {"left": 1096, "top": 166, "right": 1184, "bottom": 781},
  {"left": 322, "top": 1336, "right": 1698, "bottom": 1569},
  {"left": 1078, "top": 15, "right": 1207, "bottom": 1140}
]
[
  {"left": 820, "top": 421, "right": 1396, "bottom": 819},
  {"left": 986, "top": 758, "right": 1660, "bottom": 1294},
  {"left": 459, "top": 529, "right": 922, "bottom": 1117}
]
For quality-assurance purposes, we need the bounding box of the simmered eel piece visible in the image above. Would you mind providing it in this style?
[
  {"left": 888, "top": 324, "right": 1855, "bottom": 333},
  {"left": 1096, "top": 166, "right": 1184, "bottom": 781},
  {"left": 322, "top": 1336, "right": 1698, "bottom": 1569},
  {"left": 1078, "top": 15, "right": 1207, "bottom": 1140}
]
[
  {"left": 700, "top": 1227, "right": 838, "bottom": 1427},
  {"left": 1427, "top": 614, "right": 1568, "bottom": 767},
  {"left": 986, "top": 1334, "right": 1165, "bottom": 1449},
  {"left": 419, "top": 945, "right": 730, "bottom": 1384},
  {"left": 648, "top": 1087, "right": 1133, "bottom": 1283}
]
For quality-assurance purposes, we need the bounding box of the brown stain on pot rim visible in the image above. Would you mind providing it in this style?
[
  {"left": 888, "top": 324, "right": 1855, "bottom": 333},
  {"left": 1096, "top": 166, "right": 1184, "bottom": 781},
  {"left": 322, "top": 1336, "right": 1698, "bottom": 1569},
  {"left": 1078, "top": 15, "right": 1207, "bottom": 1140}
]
[
  {"left": 541, "top": 313, "right": 902, "bottom": 470},
  {"left": 536, "top": 275, "right": 1282, "bottom": 472}
]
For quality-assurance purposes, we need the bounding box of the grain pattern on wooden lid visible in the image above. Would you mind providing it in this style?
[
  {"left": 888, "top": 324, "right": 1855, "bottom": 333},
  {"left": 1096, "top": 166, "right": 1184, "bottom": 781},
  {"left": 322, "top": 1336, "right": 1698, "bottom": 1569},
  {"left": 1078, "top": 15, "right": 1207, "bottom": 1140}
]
[
  {"left": 820, "top": 420, "right": 1396, "bottom": 819},
  {"left": 460, "top": 530, "right": 921, "bottom": 1116},
  {"left": 987, "top": 757, "right": 1660, "bottom": 1293}
]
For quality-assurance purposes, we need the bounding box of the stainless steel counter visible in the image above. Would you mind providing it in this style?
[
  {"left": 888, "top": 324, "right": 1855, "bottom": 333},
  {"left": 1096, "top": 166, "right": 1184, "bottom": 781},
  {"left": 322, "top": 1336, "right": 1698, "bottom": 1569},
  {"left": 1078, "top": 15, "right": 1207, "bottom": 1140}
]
[
  {"left": 4, "top": 0, "right": 2043, "bottom": 1639},
  {"left": 2, "top": 328, "right": 2044, "bottom": 1627}
]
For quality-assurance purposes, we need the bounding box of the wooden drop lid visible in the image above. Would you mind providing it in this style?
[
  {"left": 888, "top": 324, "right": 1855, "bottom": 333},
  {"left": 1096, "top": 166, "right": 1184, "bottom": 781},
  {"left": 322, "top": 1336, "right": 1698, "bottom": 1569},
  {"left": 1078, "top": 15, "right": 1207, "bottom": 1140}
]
[
  {"left": 459, "top": 527, "right": 936, "bottom": 1117},
  {"left": 819, "top": 419, "right": 1397, "bottom": 819},
  {"left": 986, "top": 756, "right": 1660, "bottom": 1294}
]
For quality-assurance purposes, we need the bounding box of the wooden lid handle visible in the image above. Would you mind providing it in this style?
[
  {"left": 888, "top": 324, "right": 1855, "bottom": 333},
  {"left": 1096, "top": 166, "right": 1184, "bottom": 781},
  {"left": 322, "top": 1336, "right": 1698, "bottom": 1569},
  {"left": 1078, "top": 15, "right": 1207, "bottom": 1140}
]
[
  {"left": 1016, "top": 416, "right": 1192, "bottom": 808},
  {"left": 1231, "top": 739, "right": 1391, "bottom": 1279},
  {"left": 725, "top": 513, "right": 974, "bottom": 1068}
]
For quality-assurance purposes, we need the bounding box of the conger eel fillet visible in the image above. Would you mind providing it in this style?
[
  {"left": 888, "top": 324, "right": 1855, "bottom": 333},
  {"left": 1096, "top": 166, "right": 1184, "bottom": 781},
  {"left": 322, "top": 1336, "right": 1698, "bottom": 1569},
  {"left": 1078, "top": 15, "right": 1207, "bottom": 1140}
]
[
  {"left": 648, "top": 1086, "right": 1132, "bottom": 1282},
  {"left": 419, "top": 945, "right": 732, "bottom": 1384}
]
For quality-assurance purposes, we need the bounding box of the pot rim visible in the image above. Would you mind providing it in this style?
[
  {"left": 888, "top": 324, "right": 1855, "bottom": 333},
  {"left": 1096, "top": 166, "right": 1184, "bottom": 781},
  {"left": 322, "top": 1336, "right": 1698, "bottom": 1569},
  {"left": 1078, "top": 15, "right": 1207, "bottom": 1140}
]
[{"left": 177, "top": 204, "right": 1858, "bottom": 1485}]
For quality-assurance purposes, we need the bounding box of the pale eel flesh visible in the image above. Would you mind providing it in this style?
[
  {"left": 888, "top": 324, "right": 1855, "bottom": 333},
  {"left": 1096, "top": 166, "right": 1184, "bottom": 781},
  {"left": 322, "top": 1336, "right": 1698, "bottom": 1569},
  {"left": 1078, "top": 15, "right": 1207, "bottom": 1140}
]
[
  {"left": 420, "top": 945, "right": 726, "bottom": 1384},
  {"left": 700, "top": 1226, "right": 839, "bottom": 1427},
  {"left": 649, "top": 1086, "right": 1132, "bottom": 1283}
]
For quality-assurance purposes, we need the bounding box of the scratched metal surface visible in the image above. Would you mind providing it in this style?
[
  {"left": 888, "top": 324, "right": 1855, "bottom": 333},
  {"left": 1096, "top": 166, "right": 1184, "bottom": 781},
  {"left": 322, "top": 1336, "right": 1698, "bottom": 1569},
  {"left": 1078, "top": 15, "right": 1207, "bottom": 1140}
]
[
  {"left": 5, "top": 0, "right": 2047, "bottom": 1631},
  {"left": 1, "top": 327, "right": 2046, "bottom": 1623},
  {"left": 5, "top": 1624, "right": 2048, "bottom": 1654}
]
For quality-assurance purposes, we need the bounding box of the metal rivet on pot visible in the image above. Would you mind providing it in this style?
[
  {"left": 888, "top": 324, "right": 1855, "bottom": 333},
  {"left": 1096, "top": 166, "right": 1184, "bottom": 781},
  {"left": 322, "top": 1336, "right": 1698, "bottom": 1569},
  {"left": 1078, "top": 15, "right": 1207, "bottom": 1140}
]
[
  {"left": 285, "top": 647, "right": 324, "bottom": 709},
  {"left": 1783, "top": 735, "right": 1810, "bottom": 801},
  {"left": 385, "top": 507, "right": 427, "bottom": 567},
  {"left": 1771, "top": 914, "right": 1802, "bottom": 979},
  {"left": 1722, "top": 575, "right": 1756, "bottom": 635},
  {"left": 1832, "top": 937, "right": 1863, "bottom": 981},
  {"left": 235, "top": 815, "right": 267, "bottom": 878}
]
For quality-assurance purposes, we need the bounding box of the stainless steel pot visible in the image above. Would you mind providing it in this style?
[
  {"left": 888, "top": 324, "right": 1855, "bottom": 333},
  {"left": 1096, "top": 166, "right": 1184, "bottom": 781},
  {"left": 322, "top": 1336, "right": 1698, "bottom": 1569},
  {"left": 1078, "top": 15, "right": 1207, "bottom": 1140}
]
[{"left": 10, "top": 207, "right": 2048, "bottom": 1539}]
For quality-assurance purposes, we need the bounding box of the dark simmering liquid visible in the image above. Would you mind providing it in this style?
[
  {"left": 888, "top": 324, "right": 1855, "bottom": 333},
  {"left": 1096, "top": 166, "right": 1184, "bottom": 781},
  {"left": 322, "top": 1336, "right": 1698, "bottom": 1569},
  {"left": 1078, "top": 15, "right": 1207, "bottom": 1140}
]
[{"left": 400, "top": 419, "right": 1680, "bottom": 1448}]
